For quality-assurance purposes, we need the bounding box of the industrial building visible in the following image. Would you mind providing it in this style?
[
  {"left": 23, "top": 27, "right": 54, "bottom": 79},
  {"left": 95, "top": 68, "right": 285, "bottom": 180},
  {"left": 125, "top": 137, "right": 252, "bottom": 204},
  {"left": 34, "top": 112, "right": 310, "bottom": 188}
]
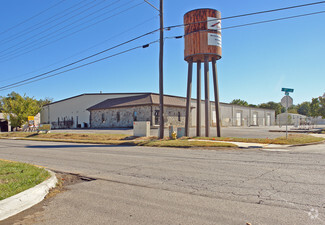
[
  {"left": 41, "top": 92, "right": 275, "bottom": 129},
  {"left": 277, "top": 113, "right": 307, "bottom": 126},
  {"left": 41, "top": 93, "right": 150, "bottom": 129}
]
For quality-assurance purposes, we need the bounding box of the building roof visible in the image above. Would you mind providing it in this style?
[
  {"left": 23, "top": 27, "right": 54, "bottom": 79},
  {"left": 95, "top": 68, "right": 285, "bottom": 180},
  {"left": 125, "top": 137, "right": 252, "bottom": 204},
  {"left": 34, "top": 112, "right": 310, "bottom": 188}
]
[
  {"left": 87, "top": 93, "right": 187, "bottom": 111},
  {"left": 45, "top": 92, "right": 152, "bottom": 106},
  {"left": 44, "top": 92, "right": 275, "bottom": 112}
]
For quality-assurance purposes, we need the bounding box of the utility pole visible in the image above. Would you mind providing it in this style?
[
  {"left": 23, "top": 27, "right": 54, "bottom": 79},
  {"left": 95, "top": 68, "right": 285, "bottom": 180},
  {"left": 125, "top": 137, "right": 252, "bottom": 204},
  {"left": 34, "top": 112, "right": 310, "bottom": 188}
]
[
  {"left": 143, "top": 0, "right": 164, "bottom": 139},
  {"left": 159, "top": 0, "right": 164, "bottom": 139}
]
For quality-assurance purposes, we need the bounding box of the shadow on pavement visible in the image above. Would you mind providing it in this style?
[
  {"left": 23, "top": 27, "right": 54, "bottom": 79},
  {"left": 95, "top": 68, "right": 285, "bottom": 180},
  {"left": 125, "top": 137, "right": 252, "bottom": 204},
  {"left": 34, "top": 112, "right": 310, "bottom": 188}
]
[{"left": 25, "top": 144, "right": 133, "bottom": 149}]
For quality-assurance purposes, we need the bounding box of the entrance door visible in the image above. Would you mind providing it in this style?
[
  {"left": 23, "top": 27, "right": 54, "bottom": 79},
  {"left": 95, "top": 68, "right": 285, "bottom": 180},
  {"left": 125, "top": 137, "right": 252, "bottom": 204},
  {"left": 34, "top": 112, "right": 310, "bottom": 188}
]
[
  {"left": 252, "top": 113, "right": 258, "bottom": 126},
  {"left": 236, "top": 112, "right": 242, "bottom": 126},
  {"left": 212, "top": 111, "right": 216, "bottom": 125},
  {"left": 266, "top": 114, "right": 271, "bottom": 126}
]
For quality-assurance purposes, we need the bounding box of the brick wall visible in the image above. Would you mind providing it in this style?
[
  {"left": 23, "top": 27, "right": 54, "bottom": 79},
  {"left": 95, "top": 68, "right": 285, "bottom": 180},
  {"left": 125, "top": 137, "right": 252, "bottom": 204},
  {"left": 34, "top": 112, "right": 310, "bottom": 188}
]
[
  {"left": 90, "top": 106, "right": 151, "bottom": 128},
  {"left": 90, "top": 105, "right": 187, "bottom": 128}
]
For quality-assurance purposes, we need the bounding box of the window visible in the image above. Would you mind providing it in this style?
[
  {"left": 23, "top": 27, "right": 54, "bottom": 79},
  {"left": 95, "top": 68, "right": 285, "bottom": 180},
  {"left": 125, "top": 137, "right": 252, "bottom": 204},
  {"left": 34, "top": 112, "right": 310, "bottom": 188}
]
[
  {"left": 102, "top": 113, "right": 105, "bottom": 123},
  {"left": 178, "top": 112, "right": 181, "bottom": 122},
  {"left": 117, "top": 112, "right": 120, "bottom": 122},
  {"left": 133, "top": 111, "right": 137, "bottom": 121},
  {"left": 154, "top": 110, "right": 159, "bottom": 125}
]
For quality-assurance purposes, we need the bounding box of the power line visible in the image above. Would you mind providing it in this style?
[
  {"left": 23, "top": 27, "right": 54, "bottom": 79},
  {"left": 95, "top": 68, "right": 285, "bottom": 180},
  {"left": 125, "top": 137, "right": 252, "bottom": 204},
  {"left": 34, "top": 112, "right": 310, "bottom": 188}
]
[
  {"left": 168, "top": 10, "right": 325, "bottom": 38},
  {"left": 2, "top": 0, "right": 324, "bottom": 62},
  {"left": 0, "top": 28, "right": 160, "bottom": 90},
  {"left": 0, "top": 0, "right": 66, "bottom": 36},
  {"left": 0, "top": 2, "right": 323, "bottom": 91},
  {"left": 220, "top": 10, "right": 325, "bottom": 31},
  {"left": 1, "top": 2, "right": 325, "bottom": 90},
  {"left": 167, "top": 0, "right": 325, "bottom": 29},
  {"left": 0, "top": 16, "right": 158, "bottom": 84},
  {"left": 0, "top": 0, "right": 119, "bottom": 56},
  {"left": 0, "top": 0, "right": 96, "bottom": 45},
  {"left": 0, "top": 40, "right": 159, "bottom": 91},
  {"left": 2, "top": 8, "right": 325, "bottom": 90},
  {"left": 0, "top": 1, "right": 145, "bottom": 62}
]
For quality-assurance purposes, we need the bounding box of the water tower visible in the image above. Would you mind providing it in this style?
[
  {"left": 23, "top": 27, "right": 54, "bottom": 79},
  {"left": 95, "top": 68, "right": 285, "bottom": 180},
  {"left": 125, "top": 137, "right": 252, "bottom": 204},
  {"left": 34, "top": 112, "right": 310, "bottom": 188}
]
[{"left": 184, "top": 8, "right": 222, "bottom": 137}]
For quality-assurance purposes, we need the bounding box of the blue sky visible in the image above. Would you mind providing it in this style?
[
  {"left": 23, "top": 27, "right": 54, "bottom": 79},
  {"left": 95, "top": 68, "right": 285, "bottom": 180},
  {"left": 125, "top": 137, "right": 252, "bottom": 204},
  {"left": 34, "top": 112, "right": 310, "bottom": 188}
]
[{"left": 0, "top": 0, "right": 324, "bottom": 105}]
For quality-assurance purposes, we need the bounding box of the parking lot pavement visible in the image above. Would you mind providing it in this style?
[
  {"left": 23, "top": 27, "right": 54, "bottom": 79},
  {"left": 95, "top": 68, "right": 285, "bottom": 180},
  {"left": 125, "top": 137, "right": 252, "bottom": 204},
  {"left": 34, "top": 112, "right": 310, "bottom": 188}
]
[{"left": 50, "top": 126, "right": 289, "bottom": 139}]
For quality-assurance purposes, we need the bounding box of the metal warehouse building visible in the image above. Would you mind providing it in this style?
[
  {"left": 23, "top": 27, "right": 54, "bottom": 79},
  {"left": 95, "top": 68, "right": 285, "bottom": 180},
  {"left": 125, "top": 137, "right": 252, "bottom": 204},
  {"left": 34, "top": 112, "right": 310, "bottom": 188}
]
[{"left": 41, "top": 92, "right": 275, "bottom": 129}]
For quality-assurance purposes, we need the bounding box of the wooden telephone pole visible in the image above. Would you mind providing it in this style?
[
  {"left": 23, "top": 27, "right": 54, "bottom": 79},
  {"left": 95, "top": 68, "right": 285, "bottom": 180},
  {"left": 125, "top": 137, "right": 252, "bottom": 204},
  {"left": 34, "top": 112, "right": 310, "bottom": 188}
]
[
  {"left": 159, "top": 0, "right": 164, "bottom": 139},
  {"left": 144, "top": 0, "right": 164, "bottom": 139}
]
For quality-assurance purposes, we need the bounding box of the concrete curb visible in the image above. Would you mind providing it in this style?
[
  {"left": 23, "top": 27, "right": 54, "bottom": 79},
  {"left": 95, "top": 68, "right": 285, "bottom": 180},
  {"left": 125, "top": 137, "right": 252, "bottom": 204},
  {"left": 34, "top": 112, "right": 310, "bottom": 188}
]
[
  {"left": 0, "top": 169, "right": 57, "bottom": 221},
  {"left": 189, "top": 139, "right": 284, "bottom": 149},
  {"left": 288, "top": 140, "right": 325, "bottom": 148}
]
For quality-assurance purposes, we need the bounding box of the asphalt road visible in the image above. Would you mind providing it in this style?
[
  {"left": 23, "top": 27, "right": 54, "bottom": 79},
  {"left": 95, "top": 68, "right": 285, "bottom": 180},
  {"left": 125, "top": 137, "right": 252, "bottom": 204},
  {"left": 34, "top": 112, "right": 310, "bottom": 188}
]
[{"left": 0, "top": 139, "right": 324, "bottom": 225}]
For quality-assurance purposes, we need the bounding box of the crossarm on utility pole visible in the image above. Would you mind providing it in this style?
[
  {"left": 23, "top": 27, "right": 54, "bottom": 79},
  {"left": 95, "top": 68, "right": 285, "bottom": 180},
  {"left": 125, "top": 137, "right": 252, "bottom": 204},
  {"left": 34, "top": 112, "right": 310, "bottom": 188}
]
[{"left": 144, "top": 0, "right": 160, "bottom": 12}]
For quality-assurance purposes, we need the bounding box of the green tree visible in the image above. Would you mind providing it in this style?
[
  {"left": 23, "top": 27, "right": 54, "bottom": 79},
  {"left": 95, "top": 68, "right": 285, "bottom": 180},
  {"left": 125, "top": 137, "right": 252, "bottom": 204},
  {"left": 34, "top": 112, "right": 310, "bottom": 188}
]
[
  {"left": 297, "top": 101, "right": 311, "bottom": 116},
  {"left": 310, "top": 98, "right": 320, "bottom": 118},
  {"left": 287, "top": 107, "right": 298, "bottom": 114},
  {"left": 258, "top": 101, "right": 284, "bottom": 116},
  {"left": 38, "top": 97, "right": 53, "bottom": 108},
  {"left": 287, "top": 105, "right": 298, "bottom": 114},
  {"left": 1, "top": 92, "right": 42, "bottom": 128},
  {"left": 319, "top": 96, "right": 325, "bottom": 118},
  {"left": 230, "top": 99, "right": 248, "bottom": 106},
  {"left": 0, "top": 98, "right": 3, "bottom": 112}
]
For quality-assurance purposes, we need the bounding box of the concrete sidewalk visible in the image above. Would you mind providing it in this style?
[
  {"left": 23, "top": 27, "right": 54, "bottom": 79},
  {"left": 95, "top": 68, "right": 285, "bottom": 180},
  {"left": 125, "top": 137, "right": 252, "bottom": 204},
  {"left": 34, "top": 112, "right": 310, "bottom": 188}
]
[
  {"left": 310, "top": 133, "right": 325, "bottom": 138},
  {"left": 269, "top": 125, "right": 325, "bottom": 133},
  {"left": 190, "top": 133, "right": 325, "bottom": 149},
  {"left": 188, "top": 139, "right": 290, "bottom": 149}
]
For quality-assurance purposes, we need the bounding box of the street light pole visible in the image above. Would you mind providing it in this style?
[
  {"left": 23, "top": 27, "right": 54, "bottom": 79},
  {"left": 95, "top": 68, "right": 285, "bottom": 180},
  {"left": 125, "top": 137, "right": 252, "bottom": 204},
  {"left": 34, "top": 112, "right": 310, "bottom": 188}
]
[{"left": 159, "top": 0, "right": 164, "bottom": 139}]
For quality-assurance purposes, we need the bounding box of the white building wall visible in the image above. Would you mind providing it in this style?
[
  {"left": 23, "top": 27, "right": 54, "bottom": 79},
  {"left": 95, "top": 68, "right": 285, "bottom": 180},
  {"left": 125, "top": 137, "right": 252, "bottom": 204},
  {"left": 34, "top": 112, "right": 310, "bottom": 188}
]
[
  {"left": 41, "top": 93, "right": 145, "bottom": 128},
  {"left": 191, "top": 101, "right": 275, "bottom": 127},
  {"left": 315, "top": 116, "right": 325, "bottom": 125},
  {"left": 41, "top": 93, "right": 276, "bottom": 129},
  {"left": 277, "top": 113, "right": 306, "bottom": 126}
]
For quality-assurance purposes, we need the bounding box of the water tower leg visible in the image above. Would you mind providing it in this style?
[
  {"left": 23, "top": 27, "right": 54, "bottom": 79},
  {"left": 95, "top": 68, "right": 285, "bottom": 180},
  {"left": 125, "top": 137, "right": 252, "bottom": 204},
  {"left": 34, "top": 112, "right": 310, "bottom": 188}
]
[
  {"left": 212, "top": 58, "right": 221, "bottom": 137},
  {"left": 185, "top": 58, "right": 193, "bottom": 137},
  {"left": 204, "top": 56, "right": 210, "bottom": 137},
  {"left": 196, "top": 60, "right": 201, "bottom": 137}
]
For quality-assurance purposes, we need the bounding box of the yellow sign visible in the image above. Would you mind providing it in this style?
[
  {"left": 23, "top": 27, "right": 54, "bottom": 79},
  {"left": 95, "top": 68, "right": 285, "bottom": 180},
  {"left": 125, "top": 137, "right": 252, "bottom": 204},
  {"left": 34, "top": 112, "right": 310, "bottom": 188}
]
[{"left": 28, "top": 116, "right": 34, "bottom": 121}]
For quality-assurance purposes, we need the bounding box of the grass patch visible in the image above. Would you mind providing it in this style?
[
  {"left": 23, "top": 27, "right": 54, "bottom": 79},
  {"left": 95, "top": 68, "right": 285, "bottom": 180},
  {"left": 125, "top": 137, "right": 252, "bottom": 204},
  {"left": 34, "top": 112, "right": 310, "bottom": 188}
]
[
  {"left": 0, "top": 132, "right": 152, "bottom": 146},
  {"left": 1, "top": 132, "right": 322, "bottom": 147},
  {"left": 0, "top": 132, "right": 128, "bottom": 141},
  {"left": 193, "top": 134, "right": 325, "bottom": 145},
  {"left": 0, "top": 160, "right": 50, "bottom": 200},
  {"left": 0, "top": 132, "right": 236, "bottom": 148}
]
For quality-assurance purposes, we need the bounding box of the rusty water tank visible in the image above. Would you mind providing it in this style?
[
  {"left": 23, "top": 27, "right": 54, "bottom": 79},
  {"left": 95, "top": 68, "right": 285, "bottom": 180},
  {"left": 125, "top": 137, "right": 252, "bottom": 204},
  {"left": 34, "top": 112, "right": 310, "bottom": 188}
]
[{"left": 184, "top": 8, "right": 222, "bottom": 62}]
